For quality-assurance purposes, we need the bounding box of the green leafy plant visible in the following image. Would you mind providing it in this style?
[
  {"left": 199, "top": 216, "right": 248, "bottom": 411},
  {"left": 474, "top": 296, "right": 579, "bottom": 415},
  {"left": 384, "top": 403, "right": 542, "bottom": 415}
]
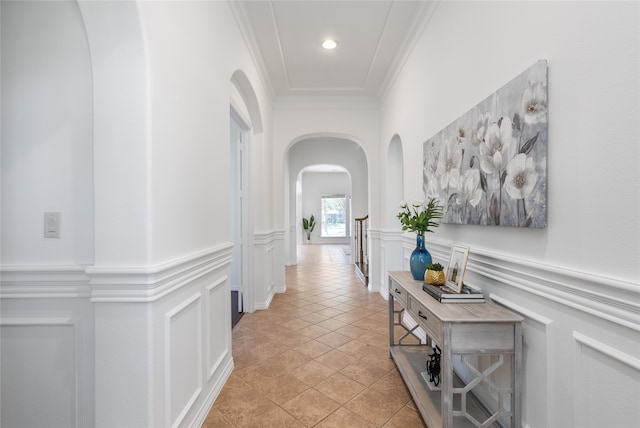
[
  {"left": 302, "top": 215, "right": 316, "bottom": 240},
  {"left": 426, "top": 263, "right": 444, "bottom": 271},
  {"left": 397, "top": 198, "right": 444, "bottom": 235}
]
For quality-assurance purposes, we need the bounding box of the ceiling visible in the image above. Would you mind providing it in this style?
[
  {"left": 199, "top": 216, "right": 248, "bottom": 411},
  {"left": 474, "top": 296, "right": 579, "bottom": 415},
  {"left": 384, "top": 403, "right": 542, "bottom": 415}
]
[{"left": 231, "top": 0, "right": 435, "bottom": 101}]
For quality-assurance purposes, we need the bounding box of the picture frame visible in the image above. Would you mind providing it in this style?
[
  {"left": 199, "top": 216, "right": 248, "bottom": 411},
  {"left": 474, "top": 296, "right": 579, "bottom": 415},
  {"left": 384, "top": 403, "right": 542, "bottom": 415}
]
[
  {"left": 445, "top": 245, "right": 470, "bottom": 293},
  {"left": 422, "top": 60, "right": 548, "bottom": 229}
]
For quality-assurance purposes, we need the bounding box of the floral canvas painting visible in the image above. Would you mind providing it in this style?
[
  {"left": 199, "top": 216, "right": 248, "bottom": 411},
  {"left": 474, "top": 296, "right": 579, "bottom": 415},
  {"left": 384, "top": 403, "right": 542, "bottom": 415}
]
[{"left": 423, "top": 60, "right": 548, "bottom": 228}]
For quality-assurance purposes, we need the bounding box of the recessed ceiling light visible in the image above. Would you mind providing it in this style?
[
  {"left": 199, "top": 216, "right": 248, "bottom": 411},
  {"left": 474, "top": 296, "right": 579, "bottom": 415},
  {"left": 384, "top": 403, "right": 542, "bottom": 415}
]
[{"left": 322, "top": 39, "right": 337, "bottom": 50}]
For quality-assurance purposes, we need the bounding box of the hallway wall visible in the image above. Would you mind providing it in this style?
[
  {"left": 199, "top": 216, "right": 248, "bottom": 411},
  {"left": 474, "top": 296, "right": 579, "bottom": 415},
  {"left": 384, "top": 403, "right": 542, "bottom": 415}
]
[
  {"left": 1, "top": 2, "right": 96, "bottom": 426},
  {"left": 378, "top": 2, "right": 639, "bottom": 427},
  {"left": 1, "top": 1, "right": 94, "bottom": 266},
  {"left": 1, "top": 1, "right": 277, "bottom": 427},
  {"left": 381, "top": 0, "right": 639, "bottom": 282}
]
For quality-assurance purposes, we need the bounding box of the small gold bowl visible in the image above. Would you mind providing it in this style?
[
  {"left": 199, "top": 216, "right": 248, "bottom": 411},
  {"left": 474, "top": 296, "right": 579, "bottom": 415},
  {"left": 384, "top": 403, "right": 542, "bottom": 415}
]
[{"left": 425, "top": 270, "right": 445, "bottom": 285}]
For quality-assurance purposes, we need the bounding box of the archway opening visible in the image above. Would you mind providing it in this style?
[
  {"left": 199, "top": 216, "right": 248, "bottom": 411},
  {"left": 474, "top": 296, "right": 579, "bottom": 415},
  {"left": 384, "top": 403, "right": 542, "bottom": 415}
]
[
  {"left": 229, "top": 70, "right": 262, "bottom": 315},
  {"left": 284, "top": 135, "right": 369, "bottom": 267}
]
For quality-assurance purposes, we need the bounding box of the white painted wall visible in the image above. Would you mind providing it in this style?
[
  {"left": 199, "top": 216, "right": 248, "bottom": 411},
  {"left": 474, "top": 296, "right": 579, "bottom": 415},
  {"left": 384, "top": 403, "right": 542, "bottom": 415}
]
[
  {"left": 1, "top": 1, "right": 278, "bottom": 427},
  {"left": 300, "top": 171, "right": 351, "bottom": 244},
  {"left": 381, "top": 0, "right": 639, "bottom": 283},
  {"left": 1, "top": 0, "right": 93, "bottom": 266},
  {"left": 379, "top": 2, "right": 640, "bottom": 427},
  {"left": 140, "top": 0, "right": 244, "bottom": 263}
]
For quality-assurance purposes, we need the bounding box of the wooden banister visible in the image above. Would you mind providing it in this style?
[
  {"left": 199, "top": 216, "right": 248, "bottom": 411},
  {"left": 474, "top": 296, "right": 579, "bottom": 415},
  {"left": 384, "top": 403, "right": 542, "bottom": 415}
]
[{"left": 354, "top": 215, "right": 369, "bottom": 285}]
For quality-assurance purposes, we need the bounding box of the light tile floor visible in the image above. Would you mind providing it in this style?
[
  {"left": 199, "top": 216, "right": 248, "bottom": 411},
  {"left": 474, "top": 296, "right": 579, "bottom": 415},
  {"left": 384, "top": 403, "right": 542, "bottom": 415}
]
[{"left": 204, "top": 244, "right": 426, "bottom": 427}]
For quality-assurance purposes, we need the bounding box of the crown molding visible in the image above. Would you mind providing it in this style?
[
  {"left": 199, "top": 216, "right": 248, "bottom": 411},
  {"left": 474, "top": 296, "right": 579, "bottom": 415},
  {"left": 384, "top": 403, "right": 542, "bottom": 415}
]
[
  {"left": 272, "top": 96, "right": 380, "bottom": 110},
  {"left": 378, "top": 1, "right": 441, "bottom": 104},
  {"left": 228, "top": 0, "right": 276, "bottom": 104}
]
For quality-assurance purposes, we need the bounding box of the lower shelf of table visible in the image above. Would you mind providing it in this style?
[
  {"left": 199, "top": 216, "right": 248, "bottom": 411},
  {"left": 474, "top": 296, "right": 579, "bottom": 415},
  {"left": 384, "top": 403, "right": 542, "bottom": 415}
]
[{"left": 390, "top": 345, "right": 497, "bottom": 428}]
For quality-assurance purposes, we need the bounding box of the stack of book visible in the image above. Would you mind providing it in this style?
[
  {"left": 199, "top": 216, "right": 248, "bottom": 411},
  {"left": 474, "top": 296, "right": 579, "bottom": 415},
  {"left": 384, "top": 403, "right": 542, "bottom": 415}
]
[{"left": 422, "top": 283, "right": 485, "bottom": 303}]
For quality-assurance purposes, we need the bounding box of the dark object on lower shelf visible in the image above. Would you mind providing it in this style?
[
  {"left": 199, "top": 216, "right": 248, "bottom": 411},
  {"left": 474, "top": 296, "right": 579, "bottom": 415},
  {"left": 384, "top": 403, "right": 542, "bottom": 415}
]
[{"left": 426, "top": 345, "right": 441, "bottom": 386}]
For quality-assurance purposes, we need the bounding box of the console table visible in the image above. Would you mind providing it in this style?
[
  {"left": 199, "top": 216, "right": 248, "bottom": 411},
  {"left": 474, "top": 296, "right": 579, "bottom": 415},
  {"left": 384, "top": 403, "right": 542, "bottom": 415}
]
[{"left": 388, "top": 271, "right": 523, "bottom": 428}]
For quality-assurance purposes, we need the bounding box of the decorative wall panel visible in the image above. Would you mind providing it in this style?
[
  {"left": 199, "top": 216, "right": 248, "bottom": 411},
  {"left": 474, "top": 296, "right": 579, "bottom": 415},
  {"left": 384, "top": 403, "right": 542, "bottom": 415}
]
[
  {"left": 165, "top": 293, "right": 203, "bottom": 428},
  {"left": 0, "top": 321, "right": 79, "bottom": 428},
  {"left": 206, "top": 276, "right": 230, "bottom": 379},
  {"left": 573, "top": 332, "right": 640, "bottom": 428},
  {"left": 491, "top": 295, "right": 553, "bottom": 428}
]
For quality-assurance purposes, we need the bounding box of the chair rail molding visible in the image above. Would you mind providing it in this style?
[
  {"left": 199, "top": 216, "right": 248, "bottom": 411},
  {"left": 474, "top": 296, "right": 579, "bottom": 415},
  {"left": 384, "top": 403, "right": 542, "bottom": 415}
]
[
  {"left": 86, "top": 243, "right": 233, "bottom": 303},
  {"left": 253, "top": 229, "right": 285, "bottom": 244},
  {"left": 374, "top": 228, "right": 404, "bottom": 241},
  {"left": 0, "top": 265, "right": 91, "bottom": 299},
  {"left": 467, "top": 247, "right": 639, "bottom": 331}
]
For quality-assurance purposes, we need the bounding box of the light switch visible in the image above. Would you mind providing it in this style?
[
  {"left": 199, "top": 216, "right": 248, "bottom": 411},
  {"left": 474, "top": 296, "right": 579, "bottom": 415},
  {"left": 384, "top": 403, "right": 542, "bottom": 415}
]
[{"left": 44, "top": 212, "right": 61, "bottom": 238}]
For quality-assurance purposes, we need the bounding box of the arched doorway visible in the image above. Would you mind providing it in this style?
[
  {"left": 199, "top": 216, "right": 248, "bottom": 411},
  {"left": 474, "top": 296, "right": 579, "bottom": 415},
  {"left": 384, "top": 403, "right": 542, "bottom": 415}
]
[
  {"left": 230, "top": 70, "right": 263, "bottom": 316},
  {"left": 284, "top": 135, "right": 369, "bottom": 267}
]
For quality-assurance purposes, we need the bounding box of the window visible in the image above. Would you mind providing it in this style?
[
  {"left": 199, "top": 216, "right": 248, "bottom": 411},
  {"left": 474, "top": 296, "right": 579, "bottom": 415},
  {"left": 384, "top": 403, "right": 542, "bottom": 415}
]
[{"left": 321, "top": 195, "right": 347, "bottom": 237}]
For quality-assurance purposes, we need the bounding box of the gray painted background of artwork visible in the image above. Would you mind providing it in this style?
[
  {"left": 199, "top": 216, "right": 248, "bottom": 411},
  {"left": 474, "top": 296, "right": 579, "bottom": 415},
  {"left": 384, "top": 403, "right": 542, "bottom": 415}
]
[{"left": 423, "top": 60, "right": 548, "bottom": 228}]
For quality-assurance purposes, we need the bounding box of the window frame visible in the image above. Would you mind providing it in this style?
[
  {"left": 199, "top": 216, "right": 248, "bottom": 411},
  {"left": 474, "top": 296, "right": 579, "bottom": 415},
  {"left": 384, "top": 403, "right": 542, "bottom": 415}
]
[{"left": 320, "top": 194, "right": 348, "bottom": 238}]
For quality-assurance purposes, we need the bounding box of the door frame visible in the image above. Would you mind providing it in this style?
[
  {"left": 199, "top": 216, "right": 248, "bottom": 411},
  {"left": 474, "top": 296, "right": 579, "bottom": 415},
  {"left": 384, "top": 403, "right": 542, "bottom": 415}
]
[{"left": 230, "top": 107, "right": 252, "bottom": 315}]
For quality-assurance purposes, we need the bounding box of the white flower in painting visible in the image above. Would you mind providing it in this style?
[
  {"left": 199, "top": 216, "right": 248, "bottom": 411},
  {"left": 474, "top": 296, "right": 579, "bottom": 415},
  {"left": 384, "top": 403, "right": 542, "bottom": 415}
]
[
  {"left": 505, "top": 154, "right": 538, "bottom": 199},
  {"left": 426, "top": 178, "right": 440, "bottom": 201},
  {"left": 471, "top": 113, "right": 491, "bottom": 146},
  {"left": 424, "top": 141, "right": 439, "bottom": 177},
  {"left": 521, "top": 81, "right": 548, "bottom": 124},
  {"left": 436, "top": 137, "right": 462, "bottom": 189},
  {"left": 412, "top": 199, "right": 424, "bottom": 208},
  {"left": 479, "top": 117, "right": 517, "bottom": 174},
  {"left": 457, "top": 169, "right": 483, "bottom": 207}
]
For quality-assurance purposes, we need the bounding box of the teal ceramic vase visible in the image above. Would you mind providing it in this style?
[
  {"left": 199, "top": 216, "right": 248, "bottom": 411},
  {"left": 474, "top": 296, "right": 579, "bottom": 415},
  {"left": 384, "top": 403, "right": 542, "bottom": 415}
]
[{"left": 409, "top": 234, "right": 432, "bottom": 281}]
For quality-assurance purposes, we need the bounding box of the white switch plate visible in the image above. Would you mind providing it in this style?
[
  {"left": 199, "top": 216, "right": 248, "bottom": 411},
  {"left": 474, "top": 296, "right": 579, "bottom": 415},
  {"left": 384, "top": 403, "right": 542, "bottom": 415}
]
[{"left": 44, "top": 212, "right": 61, "bottom": 238}]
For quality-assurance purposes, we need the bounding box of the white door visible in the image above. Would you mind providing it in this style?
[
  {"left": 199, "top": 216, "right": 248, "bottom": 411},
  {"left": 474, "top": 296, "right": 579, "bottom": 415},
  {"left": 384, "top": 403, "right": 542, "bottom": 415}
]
[{"left": 230, "top": 111, "right": 250, "bottom": 324}]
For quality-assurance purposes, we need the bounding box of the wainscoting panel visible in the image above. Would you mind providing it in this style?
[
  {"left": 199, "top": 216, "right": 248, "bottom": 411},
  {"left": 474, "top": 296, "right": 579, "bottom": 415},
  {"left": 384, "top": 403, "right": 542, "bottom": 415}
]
[
  {"left": 267, "top": 245, "right": 274, "bottom": 296},
  {"left": 573, "top": 332, "right": 640, "bottom": 428},
  {"left": 490, "top": 295, "right": 553, "bottom": 428},
  {"left": 207, "top": 276, "right": 230, "bottom": 380},
  {"left": 254, "top": 231, "right": 284, "bottom": 310},
  {"left": 1, "top": 320, "right": 79, "bottom": 428},
  {"left": 165, "top": 293, "right": 203, "bottom": 428},
  {"left": 0, "top": 265, "right": 93, "bottom": 428},
  {"left": 378, "top": 230, "right": 404, "bottom": 298},
  {"left": 1, "top": 247, "right": 234, "bottom": 428},
  {"left": 89, "top": 244, "right": 233, "bottom": 428}
]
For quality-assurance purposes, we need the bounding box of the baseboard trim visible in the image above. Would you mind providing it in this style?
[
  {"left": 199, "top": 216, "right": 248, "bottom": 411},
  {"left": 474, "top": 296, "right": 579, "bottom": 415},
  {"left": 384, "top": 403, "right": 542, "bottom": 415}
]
[{"left": 191, "top": 355, "right": 234, "bottom": 428}]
